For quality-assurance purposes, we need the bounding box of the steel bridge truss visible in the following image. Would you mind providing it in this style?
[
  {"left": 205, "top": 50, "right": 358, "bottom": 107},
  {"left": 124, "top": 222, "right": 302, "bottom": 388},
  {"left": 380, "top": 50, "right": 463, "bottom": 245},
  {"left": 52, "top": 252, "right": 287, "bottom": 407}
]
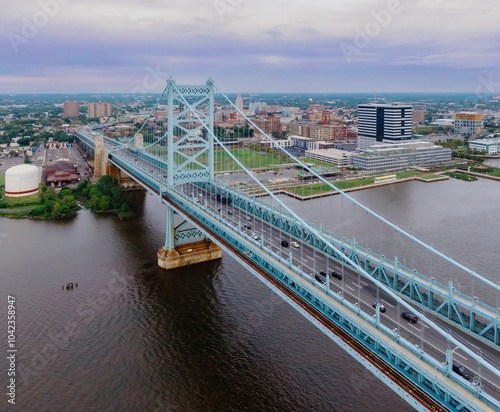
[
  {"left": 198, "top": 182, "right": 500, "bottom": 349},
  {"left": 166, "top": 188, "right": 496, "bottom": 412},
  {"left": 165, "top": 79, "right": 215, "bottom": 187}
]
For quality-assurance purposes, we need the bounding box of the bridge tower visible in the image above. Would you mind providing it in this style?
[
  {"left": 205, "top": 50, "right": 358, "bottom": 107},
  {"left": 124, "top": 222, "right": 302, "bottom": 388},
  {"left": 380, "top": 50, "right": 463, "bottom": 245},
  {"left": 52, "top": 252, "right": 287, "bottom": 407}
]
[{"left": 158, "top": 79, "right": 222, "bottom": 270}]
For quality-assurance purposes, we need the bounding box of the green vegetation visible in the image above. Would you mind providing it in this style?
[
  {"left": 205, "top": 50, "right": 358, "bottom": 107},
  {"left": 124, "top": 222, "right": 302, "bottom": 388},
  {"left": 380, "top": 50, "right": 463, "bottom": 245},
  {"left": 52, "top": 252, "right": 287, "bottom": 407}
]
[
  {"left": 394, "top": 170, "right": 425, "bottom": 178},
  {"left": 74, "top": 176, "right": 135, "bottom": 220},
  {"left": 215, "top": 125, "right": 254, "bottom": 139},
  {"left": 484, "top": 169, "right": 500, "bottom": 177},
  {"left": 286, "top": 170, "right": 433, "bottom": 196},
  {"left": 0, "top": 176, "right": 135, "bottom": 220},
  {"left": 417, "top": 174, "right": 442, "bottom": 180},
  {"left": 0, "top": 185, "right": 79, "bottom": 219},
  {"left": 214, "top": 148, "right": 288, "bottom": 171},
  {"left": 434, "top": 139, "right": 485, "bottom": 163},
  {"left": 444, "top": 172, "right": 478, "bottom": 181}
]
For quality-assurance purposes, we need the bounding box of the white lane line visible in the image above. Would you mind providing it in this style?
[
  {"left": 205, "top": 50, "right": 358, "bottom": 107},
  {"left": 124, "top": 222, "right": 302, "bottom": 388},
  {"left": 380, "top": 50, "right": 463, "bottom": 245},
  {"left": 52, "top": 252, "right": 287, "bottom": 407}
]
[
  {"left": 421, "top": 323, "right": 429, "bottom": 329},
  {"left": 345, "top": 285, "right": 355, "bottom": 291},
  {"left": 351, "top": 282, "right": 359, "bottom": 288},
  {"left": 360, "top": 280, "right": 369, "bottom": 286},
  {"left": 407, "top": 324, "right": 420, "bottom": 332},
  {"left": 456, "top": 352, "right": 468, "bottom": 361},
  {"left": 381, "top": 299, "right": 394, "bottom": 308}
]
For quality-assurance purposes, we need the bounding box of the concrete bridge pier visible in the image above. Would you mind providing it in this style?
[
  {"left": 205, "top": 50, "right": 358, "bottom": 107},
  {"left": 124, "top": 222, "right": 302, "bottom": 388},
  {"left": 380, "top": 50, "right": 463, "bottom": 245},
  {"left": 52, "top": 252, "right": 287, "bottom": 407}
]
[
  {"left": 157, "top": 205, "right": 222, "bottom": 270},
  {"left": 93, "top": 135, "right": 143, "bottom": 190}
]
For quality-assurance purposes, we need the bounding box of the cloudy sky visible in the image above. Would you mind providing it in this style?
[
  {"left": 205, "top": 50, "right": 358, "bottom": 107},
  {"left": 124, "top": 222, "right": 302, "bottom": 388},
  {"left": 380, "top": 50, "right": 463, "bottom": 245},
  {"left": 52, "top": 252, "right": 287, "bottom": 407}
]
[{"left": 1, "top": 0, "right": 499, "bottom": 93}]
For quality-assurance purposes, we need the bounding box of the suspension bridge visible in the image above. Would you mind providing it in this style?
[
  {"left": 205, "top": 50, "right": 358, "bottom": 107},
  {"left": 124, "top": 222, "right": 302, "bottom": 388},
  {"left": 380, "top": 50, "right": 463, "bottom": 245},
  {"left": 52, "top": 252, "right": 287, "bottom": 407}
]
[{"left": 74, "top": 79, "right": 500, "bottom": 412}]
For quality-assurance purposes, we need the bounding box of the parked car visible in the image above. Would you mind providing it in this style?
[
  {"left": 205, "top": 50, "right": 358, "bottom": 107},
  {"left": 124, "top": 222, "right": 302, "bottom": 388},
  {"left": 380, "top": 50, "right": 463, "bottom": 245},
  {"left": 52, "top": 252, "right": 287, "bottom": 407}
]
[
  {"left": 372, "top": 303, "right": 386, "bottom": 313},
  {"left": 290, "top": 241, "right": 300, "bottom": 248},
  {"left": 280, "top": 240, "right": 289, "bottom": 247},
  {"left": 401, "top": 312, "right": 419, "bottom": 323},
  {"left": 452, "top": 362, "right": 471, "bottom": 380},
  {"left": 315, "top": 273, "right": 326, "bottom": 285},
  {"left": 330, "top": 271, "right": 342, "bottom": 280}
]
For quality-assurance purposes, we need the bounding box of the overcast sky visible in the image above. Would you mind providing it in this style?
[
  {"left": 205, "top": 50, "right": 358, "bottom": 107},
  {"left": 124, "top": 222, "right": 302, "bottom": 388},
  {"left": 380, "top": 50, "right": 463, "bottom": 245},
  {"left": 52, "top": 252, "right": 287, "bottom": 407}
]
[{"left": 1, "top": 0, "right": 499, "bottom": 93}]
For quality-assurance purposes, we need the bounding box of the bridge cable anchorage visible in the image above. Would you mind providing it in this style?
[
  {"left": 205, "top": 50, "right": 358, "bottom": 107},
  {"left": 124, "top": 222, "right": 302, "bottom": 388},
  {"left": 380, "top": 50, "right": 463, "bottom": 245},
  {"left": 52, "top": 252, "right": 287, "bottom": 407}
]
[
  {"left": 214, "top": 84, "right": 500, "bottom": 295},
  {"left": 170, "top": 81, "right": 500, "bottom": 379}
]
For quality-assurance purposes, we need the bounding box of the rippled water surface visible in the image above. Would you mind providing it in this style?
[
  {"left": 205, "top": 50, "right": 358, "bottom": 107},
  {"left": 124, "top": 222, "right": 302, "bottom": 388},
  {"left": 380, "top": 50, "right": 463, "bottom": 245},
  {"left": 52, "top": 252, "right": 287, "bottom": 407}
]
[{"left": 1, "top": 178, "right": 499, "bottom": 411}]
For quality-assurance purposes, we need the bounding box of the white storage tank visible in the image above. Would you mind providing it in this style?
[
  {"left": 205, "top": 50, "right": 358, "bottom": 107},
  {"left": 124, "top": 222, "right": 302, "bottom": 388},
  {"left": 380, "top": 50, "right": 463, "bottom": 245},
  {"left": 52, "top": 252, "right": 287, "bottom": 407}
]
[{"left": 5, "top": 164, "right": 40, "bottom": 198}]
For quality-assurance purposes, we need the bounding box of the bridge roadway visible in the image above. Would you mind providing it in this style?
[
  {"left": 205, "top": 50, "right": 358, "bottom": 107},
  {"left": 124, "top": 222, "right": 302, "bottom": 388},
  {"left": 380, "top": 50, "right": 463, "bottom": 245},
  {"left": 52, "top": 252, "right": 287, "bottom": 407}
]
[
  {"left": 184, "top": 183, "right": 500, "bottom": 395},
  {"left": 75, "top": 130, "right": 500, "bottom": 410},
  {"left": 167, "top": 184, "right": 499, "bottom": 411}
]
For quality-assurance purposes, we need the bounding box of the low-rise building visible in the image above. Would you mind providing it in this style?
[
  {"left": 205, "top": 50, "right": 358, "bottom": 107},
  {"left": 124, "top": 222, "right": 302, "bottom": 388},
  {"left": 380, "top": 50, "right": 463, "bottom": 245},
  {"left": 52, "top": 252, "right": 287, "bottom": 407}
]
[
  {"left": 469, "top": 138, "right": 500, "bottom": 154},
  {"left": 353, "top": 141, "right": 452, "bottom": 172},
  {"left": 305, "top": 148, "right": 354, "bottom": 167}
]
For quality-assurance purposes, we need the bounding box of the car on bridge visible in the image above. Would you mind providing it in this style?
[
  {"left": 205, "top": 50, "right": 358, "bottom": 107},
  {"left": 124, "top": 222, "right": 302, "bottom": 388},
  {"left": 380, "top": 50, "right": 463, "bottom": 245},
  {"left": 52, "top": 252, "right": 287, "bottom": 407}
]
[
  {"left": 290, "top": 241, "right": 300, "bottom": 248},
  {"left": 228, "top": 210, "right": 233, "bottom": 215},
  {"left": 452, "top": 362, "right": 471, "bottom": 380},
  {"left": 315, "top": 273, "right": 326, "bottom": 285},
  {"left": 330, "top": 271, "right": 342, "bottom": 280},
  {"left": 243, "top": 224, "right": 251, "bottom": 230},
  {"left": 280, "top": 240, "right": 289, "bottom": 247},
  {"left": 372, "top": 303, "right": 386, "bottom": 313},
  {"left": 401, "top": 312, "right": 418, "bottom": 323}
]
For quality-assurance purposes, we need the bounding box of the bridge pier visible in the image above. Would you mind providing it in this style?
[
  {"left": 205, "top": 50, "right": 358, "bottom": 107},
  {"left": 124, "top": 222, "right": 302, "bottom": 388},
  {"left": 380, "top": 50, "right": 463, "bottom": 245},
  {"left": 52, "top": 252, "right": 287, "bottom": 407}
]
[
  {"left": 157, "top": 240, "right": 222, "bottom": 270},
  {"left": 157, "top": 205, "right": 222, "bottom": 270}
]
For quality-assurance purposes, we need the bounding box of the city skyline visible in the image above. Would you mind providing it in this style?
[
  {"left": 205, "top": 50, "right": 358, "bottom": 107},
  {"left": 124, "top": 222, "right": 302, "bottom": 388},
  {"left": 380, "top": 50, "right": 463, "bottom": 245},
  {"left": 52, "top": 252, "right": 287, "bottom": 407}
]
[{"left": 1, "top": 0, "right": 499, "bottom": 94}]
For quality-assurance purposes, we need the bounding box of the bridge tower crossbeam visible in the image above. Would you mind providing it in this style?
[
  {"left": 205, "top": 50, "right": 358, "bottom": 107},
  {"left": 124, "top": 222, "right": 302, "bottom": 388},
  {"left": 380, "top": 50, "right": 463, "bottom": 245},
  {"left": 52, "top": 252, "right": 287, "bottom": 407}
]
[{"left": 158, "top": 79, "right": 222, "bottom": 269}]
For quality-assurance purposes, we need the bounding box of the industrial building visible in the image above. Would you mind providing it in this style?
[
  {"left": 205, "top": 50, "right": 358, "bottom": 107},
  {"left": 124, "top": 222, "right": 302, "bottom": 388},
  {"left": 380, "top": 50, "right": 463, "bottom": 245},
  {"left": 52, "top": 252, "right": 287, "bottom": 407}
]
[
  {"left": 5, "top": 164, "right": 40, "bottom": 197},
  {"left": 46, "top": 160, "right": 79, "bottom": 185}
]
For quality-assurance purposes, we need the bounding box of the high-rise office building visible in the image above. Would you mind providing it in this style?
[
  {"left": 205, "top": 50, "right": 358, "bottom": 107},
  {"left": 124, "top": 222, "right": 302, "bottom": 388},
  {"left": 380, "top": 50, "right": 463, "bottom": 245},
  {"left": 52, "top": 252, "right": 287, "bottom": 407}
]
[
  {"left": 88, "top": 102, "right": 112, "bottom": 118},
  {"left": 357, "top": 103, "right": 413, "bottom": 150},
  {"left": 63, "top": 101, "right": 80, "bottom": 117}
]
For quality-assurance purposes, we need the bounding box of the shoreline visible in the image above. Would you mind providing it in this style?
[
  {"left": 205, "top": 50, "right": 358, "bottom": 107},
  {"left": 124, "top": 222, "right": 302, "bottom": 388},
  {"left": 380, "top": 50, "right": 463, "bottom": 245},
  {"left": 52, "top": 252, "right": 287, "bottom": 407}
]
[{"left": 269, "top": 175, "right": 449, "bottom": 201}]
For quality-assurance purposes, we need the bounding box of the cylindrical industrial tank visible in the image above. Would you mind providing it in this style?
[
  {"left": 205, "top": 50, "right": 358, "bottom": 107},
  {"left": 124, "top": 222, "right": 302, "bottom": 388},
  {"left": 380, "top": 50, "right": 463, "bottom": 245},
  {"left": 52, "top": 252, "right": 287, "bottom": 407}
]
[{"left": 5, "top": 164, "right": 40, "bottom": 197}]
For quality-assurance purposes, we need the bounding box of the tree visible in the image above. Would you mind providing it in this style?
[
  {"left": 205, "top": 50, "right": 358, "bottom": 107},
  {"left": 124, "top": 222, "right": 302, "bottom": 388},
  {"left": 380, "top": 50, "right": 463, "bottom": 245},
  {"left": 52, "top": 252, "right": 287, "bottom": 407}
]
[{"left": 23, "top": 153, "right": 31, "bottom": 164}]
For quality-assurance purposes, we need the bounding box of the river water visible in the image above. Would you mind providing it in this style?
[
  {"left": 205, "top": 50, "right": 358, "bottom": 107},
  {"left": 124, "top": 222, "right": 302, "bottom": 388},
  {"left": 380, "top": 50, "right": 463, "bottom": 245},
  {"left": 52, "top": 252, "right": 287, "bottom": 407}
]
[{"left": 1, "top": 177, "right": 499, "bottom": 412}]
